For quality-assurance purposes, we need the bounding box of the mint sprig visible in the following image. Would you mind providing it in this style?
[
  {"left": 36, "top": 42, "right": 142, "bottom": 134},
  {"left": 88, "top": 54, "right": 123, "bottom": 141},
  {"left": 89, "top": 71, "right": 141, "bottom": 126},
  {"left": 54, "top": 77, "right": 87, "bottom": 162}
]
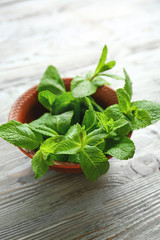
[{"left": 71, "top": 45, "right": 124, "bottom": 98}]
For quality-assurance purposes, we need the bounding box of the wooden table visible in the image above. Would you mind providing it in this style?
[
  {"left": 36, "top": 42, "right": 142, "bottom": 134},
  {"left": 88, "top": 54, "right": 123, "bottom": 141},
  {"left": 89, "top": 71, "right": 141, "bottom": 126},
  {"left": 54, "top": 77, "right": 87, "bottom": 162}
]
[{"left": 0, "top": 0, "right": 160, "bottom": 239}]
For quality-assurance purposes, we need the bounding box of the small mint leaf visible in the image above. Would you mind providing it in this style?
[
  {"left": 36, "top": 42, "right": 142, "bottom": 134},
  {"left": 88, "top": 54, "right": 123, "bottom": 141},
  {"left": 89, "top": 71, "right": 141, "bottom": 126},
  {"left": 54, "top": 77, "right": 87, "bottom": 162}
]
[
  {"left": 95, "top": 45, "right": 108, "bottom": 75},
  {"left": 37, "top": 65, "right": 66, "bottom": 95},
  {"left": 45, "top": 111, "right": 74, "bottom": 135},
  {"left": 105, "top": 136, "right": 135, "bottom": 160},
  {"left": 54, "top": 140, "right": 81, "bottom": 155},
  {"left": 29, "top": 124, "right": 58, "bottom": 137},
  {"left": 123, "top": 69, "right": 132, "bottom": 99},
  {"left": 38, "top": 90, "right": 56, "bottom": 112},
  {"left": 80, "top": 145, "right": 109, "bottom": 182},
  {"left": 132, "top": 100, "right": 160, "bottom": 124},
  {"left": 82, "top": 100, "right": 98, "bottom": 133},
  {"left": 31, "top": 150, "right": 49, "bottom": 179},
  {"left": 104, "top": 104, "right": 125, "bottom": 121},
  {"left": 99, "top": 61, "right": 116, "bottom": 73},
  {"left": 40, "top": 136, "right": 64, "bottom": 153},
  {"left": 92, "top": 76, "right": 110, "bottom": 87},
  {"left": 116, "top": 88, "right": 131, "bottom": 114},
  {"left": 71, "top": 77, "right": 97, "bottom": 98}
]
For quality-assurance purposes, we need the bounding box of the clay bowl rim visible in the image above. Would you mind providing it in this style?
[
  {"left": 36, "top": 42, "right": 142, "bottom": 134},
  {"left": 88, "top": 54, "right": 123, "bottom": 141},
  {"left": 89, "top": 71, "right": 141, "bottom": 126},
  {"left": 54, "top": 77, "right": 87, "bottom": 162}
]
[{"left": 8, "top": 78, "right": 132, "bottom": 173}]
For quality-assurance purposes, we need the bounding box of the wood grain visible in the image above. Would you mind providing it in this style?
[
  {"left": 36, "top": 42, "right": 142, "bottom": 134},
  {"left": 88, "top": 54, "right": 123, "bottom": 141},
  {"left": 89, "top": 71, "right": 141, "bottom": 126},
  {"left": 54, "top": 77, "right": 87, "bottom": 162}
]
[{"left": 0, "top": 0, "right": 160, "bottom": 239}]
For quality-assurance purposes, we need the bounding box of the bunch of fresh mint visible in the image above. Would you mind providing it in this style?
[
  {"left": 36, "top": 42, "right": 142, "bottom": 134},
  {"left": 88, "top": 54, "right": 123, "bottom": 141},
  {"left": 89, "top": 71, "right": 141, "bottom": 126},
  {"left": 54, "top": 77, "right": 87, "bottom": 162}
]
[{"left": 0, "top": 45, "right": 160, "bottom": 182}]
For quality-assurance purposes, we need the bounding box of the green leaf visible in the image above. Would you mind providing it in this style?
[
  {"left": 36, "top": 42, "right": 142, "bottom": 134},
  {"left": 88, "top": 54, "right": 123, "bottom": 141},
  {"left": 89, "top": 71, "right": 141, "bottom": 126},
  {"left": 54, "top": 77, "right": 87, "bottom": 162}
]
[
  {"left": 54, "top": 139, "right": 81, "bottom": 154},
  {"left": 99, "top": 61, "right": 116, "bottom": 73},
  {"left": 104, "top": 104, "right": 125, "bottom": 121},
  {"left": 92, "top": 76, "right": 110, "bottom": 87},
  {"left": 116, "top": 88, "right": 131, "bottom": 114},
  {"left": 37, "top": 65, "right": 66, "bottom": 95},
  {"left": 71, "top": 76, "right": 97, "bottom": 98},
  {"left": 123, "top": 69, "right": 132, "bottom": 99},
  {"left": 112, "top": 119, "right": 131, "bottom": 138},
  {"left": 68, "top": 154, "right": 80, "bottom": 163},
  {"left": 0, "top": 120, "right": 42, "bottom": 150},
  {"left": 41, "top": 136, "right": 64, "bottom": 153},
  {"left": 86, "top": 128, "right": 107, "bottom": 147},
  {"left": 52, "top": 92, "right": 75, "bottom": 114},
  {"left": 29, "top": 113, "right": 51, "bottom": 126},
  {"left": 31, "top": 150, "right": 49, "bottom": 179},
  {"left": 129, "top": 108, "right": 151, "bottom": 130},
  {"left": 45, "top": 111, "right": 74, "bottom": 135},
  {"left": 105, "top": 136, "right": 135, "bottom": 160},
  {"left": 80, "top": 145, "right": 109, "bottom": 182},
  {"left": 95, "top": 45, "right": 108, "bottom": 75},
  {"left": 132, "top": 100, "right": 160, "bottom": 124},
  {"left": 100, "top": 73, "right": 124, "bottom": 80},
  {"left": 97, "top": 112, "right": 114, "bottom": 133},
  {"left": 29, "top": 124, "right": 58, "bottom": 137},
  {"left": 82, "top": 101, "right": 98, "bottom": 133},
  {"left": 38, "top": 90, "right": 56, "bottom": 112}
]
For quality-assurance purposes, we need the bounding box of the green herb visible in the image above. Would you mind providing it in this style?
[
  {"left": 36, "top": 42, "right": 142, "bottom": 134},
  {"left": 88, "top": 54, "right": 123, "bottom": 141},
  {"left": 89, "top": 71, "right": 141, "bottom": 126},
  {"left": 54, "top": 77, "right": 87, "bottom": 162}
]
[
  {"left": 45, "top": 110, "right": 74, "bottom": 135},
  {"left": 105, "top": 136, "right": 135, "bottom": 160},
  {"left": 71, "top": 45, "right": 124, "bottom": 98},
  {"left": 80, "top": 145, "right": 109, "bottom": 182},
  {"left": 0, "top": 120, "right": 42, "bottom": 150},
  {"left": 1, "top": 45, "right": 160, "bottom": 182},
  {"left": 31, "top": 150, "right": 54, "bottom": 179},
  {"left": 37, "top": 65, "right": 66, "bottom": 95}
]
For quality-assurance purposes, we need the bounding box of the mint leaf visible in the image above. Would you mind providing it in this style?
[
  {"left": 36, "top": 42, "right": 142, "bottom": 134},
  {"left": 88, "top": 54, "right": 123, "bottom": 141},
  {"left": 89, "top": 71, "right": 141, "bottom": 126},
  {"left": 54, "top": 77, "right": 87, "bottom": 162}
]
[
  {"left": 123, "top": 69, "right": 132, "bottom": 98},
  {"left": 104, "top": 104, "right": 124, "bottom": 121},
  {"left": 86, "top": 128, "right": 107, "bottom": 147},
  {"left": 116, "top": 88, "right": 131, "bottom": 114},
  {"left": 31, "top": 150, "right": 53, "bottom": 179},
  {"left": 52, "top": 92, "right": 74, "bottom": 114},
  {"left": 29, "top": 113, "right": 51, "bottom": 126},
  {"left": 45, "top": 111, "right": 74, "bottom": 135},
  {"left": 80, "top": 145, "right": 109, "bottom": 182},
  {"left": 41, "top": 136, "right": 64, "bottom": 153},
  {"left": 92, "top": 76, "right": 110, "bottom": 87},
  {"left": 105, "top": 136, "right": 135, "bottom": 160},
  {"left": 68, "top": 154, "right": 80, "bottom": 163},
  {"left": 112, "top": 119, "right": 131, "bottom": 138},
  {"left": 99, "top": 61, "right": 116, "bottom": 73},
  {"left": 37, "top": 65, "right": 66, "bottom": 95},
  {"left": 97, "top": 112, "right": 114, "bottom": 133},
  {"left": 38, "top": 90, "right": 56, "bottom": 112},
  {"left": 54, "top": 140, "right": 81, "bottom": 154},
  {"left": 0, "top": 120, "right": 42, "bottom": 150},
  {"left": 82, "top": 100, "right": 98, "bottom": 133},
  {"left": 100, "top": 73, "right": 124, "bottom": 80},
  {"left": 132, "top": 100, "right": 160, "bottom": 124},
  {"left": 71, "top": 76, "right": 97, "bottom": 98},
  {"left": 65, "top": 124, "right": 82, "bottom": 143},
  {"left": 130, "top": 108, "right": 151, "bottom": 130},
  {"left": 29, "top": 124, "right": 58, "bottom": 137},
  {"left": 95, "top": 45, "right": 108, "bottom": 75}
]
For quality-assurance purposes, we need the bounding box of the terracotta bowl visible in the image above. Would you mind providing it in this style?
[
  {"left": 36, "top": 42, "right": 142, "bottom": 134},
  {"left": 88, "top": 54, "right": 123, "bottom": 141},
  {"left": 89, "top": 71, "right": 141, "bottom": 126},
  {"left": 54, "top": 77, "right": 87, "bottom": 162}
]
[{"left": 8, "top": 78, "right": 125, "bottom": 173}]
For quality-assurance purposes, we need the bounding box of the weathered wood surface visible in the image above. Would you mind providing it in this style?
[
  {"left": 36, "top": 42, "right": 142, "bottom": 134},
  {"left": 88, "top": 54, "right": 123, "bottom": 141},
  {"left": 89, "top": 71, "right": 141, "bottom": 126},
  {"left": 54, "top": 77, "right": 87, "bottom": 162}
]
[{"left": 0, "top": 0, "right": 160, "bottom": 239}]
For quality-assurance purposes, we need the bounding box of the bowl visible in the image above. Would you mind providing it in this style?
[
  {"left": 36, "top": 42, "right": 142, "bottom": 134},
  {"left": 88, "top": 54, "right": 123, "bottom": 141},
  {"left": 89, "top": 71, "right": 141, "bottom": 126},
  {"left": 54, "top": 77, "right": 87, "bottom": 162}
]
[{"left": 8, "top": 78, "right": 121, "bottom": 173}]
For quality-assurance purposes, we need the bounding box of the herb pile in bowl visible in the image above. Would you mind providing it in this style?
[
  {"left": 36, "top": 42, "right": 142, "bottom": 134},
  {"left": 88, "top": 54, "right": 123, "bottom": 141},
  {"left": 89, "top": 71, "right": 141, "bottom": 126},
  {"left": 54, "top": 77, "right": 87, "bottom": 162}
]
[{"left": 1, "top": 45, "right": 160, "bottom": 182}]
